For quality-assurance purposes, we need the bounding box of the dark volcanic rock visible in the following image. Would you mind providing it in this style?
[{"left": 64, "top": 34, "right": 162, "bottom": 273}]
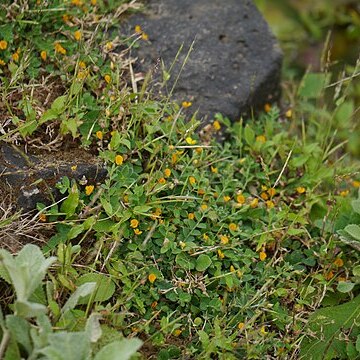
[
  {"left": 0, "top": 143, "right": 107, "bottom": 211},
  {"left": 124, "top": 0, "right": 283, "bottom": 122}
]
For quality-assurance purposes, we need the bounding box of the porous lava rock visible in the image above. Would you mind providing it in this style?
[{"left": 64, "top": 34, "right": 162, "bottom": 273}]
[
  {"left": 0, "top": 143, "right": 107, "bottom": 211},
  {"left": 123, "top": 0, "right": 283, "bottom": 122}
]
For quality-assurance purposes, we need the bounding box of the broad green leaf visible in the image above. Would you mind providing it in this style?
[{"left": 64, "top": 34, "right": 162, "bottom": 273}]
[
  {"left": 356, "top": 335, "right": 360, "bottom": 352},
  {"left": 300, "top": 295, "right": 360, "bottom": 359},
  {"left": 100, "top": 197, "right": 113, "bottom": 217},
  {"left": 40, "top": 332, "right": 91, "bottom": 360},
  {"left": 344, "top": 224, "right": 360, "bottom": 241},
  {"left": 0, "top": 245, "right": 56, "bottom": 302},
  {"left": 6, "top": 315, "right": 32, "bottom": 354},
  {"left": 60, "top": 183, "right": 79, "bottom": 218},
  {"left": 133, "top": 205, "right": 152, "bottom": 214},
  {"left": 85, "top": 313, "right": 102, "bottom": 343},
  {"left": 337, "top": 281, "right": 355, "bottom": 293},
  {"left": 51, "top": 95, "right": 67, "bottom": 114},
  {"left": 244, "top": 125, "right": 255, "bottom": 146},
  {"left": 353, "top": 265, "right": 360, "bottom": 277},
  {"left": 298, "top": 73, "right": 331, "bottom": 99},
  {"left": 75, "top": 273, "right": 115, "bottom": 304},
  {"left": 61, "top": 282, "right": 96, "bottom": 315},
  {"left": 39, "top": 109, "right": 58, "bottom": 124},
  {"left": 14, "top": 300, "right": 47, "bottom": 318},
  {"left": 351, "top": 199, "right": 360, "bottom": 215},
  {"left": 94, "top": 339, "right": 143, "bottom": 360},
  {"left": 195, "top": 254, "right": 212, "bottom": 272}
]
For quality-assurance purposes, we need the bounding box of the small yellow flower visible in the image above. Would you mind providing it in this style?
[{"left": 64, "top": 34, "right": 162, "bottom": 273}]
[
  {"left": 250, "top": 198, "right": 259, "bottom": 208},
  {"left": 40, "top": 50, "right": 47, "bottom": 61},
  {"left": 203, "top": 233, "right": 209, "bottom": 241},
  {"left": 189, "top": 176, "right": 196, "bottom": 185},
  {"left": 148, "top": 273, "right": 157, "bottom": 283},
  {"left": 223, "top": 195, "right": 231, "bottom": 202},
  {"left": 39, "top": 213, "right": 47, "bottom": 222},
  {"left": 123, "top": 194, "right": 129, "bottom": 203},
  {"left": 188, "top": 213, "right": 195, "bottom": 220},
  {"left": 62, "top": 14, "right": 70, "bottom": 22},
  {"left": 12, "top": 52, "right": 19, "bottom": 62},
  {"left": 213, "top": 120, "right": 221, "bottom": 131},
  {"left": 266, "top": 200, "right": 275, "bottom": 209},
  {"left": 85, "top": 185, "right": 94, "bottom": 195},
  {"left": 325, "top": 271, "right": 334, "bottom": 281},
  {"left": 77, "top": 70, "right": 88, "bottom": 80},
  {"left": 220, "top": 235, "right": 229, "bottom": 245},
  {"left": 71, "top": 165, "right": 77, "bottom": 171},
  {"left": 236, "top": 194, "right": 246, "bottom": 204},
  {"left": 54, "top": 42, "right": 66, "bottom": 55},
  {"left": 115, "top": 155, "right": 123, "bottom": 165},
  {"left": 256, "top": 135, "right": 266, "bottom": 143},
  {"left": 260, "top": 192, "right": 269, "bottom": 200},
  {"left": 185, "top": 136, "right": 197, "bottom": 145},
  {"left": 0, "top": 59, "right": 5, "bottom": 66},
  {"left": 173, "top": 329, "right": 182, "bottom": 337},
  {"left": 352, "top": 180, "right": 360, "bottom": 188},
  {"left": 171, "top": 153, "right": 178, "bottom": 164},
  {"left": 340, "top": 190, "right": 349, "bottom": 197},
  {"left": 230, "top": 265, "right": 235, "bottom": 273},
  {"left": 267, "top": 187, "right": 276, "bottom": 197},
  {"left": 74, "top": 30, "right": 82, "bottom": 41},
  {"left": 264, "top": 103, "right": 271, "bottom": 113},
  {"left": 182, "top": 101, "right": 192, "bottom": 108},
  {"left": 195, "top": 147, "right": 203, "bottom": 154},
  {"left": 217, "top": 249, "right": 225, "bottom": 259},
  {"left": 238, "top": 322, "right": 245, "bottom": 330},
  {"left": 141, "top": 33, "right": 149, "bottom": 40},
  {"left": 260, "top": 326, "right": 268, "bottom": 335},
  {"left": 229, "top": 223, "right": 237, "bottom": 231},
  {"left": 211, "top": 166, "right": 218, "bottom": 174},
  {"left": 200, "top": 204, "right": 208, "bottom": 211},
  {"left": 130, "top": 219, "right": 139, "bottom": 228},
  {"left": 96, "top": 131, "right": 103, "bottom": 140},
  {"left": 333, "top": 258, "right": 344, "bottom": 267},
  {"left": 164, "top": 168, "right": 171, "bottom": 178},
  {"left": 296, "top": 186, "right": 306, "bottom": 194},
  {"left": 198, "top": 188, "right": 205, "bottom": 195},
  {"left": 0, "top": 40, "right": 8, "bottom": 50},
  {"left": 91, "top": 0, "right": 96, "bottom": 5},
  {"left": 158, "top": 177, "right": 166, "bottom": 184},
  {"left": 135, "top": 25, "right": 142, "bottom": 33},
  {"left": 79, "top": 61, "right": 86, "bottom": 69},
  {"left": 259, "top": 251, "right": 267, "bottom": 261},
  {"left": 285, "top": 109, "right": 292, "bottom": 118},
  {"left": 104, "top": 74, "right": 111, "bottom": 84},
  {"left": 261, "top": 185, "right": 268, "bottom": 191},
  {"left": 105, "top": 41, "right": 113, "bottom": 51},
  {"left": 179, "top": 241, "right": 186, "bottom": 249},
  {"left": 134, "top": 228, "right": 142, "bottom": 235}
]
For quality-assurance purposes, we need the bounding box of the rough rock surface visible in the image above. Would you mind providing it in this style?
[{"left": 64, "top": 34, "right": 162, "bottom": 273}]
[
  {"left": 124, "top": 0, "right": 283, "bottom": 122},
  {"left": 0, "top": 143, "right": 107, "bottom": 211}
]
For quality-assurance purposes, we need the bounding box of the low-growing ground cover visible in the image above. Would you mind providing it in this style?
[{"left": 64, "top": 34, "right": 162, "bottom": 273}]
[{"left": 0, "top": 1, "right": 359, "bottom": 359}]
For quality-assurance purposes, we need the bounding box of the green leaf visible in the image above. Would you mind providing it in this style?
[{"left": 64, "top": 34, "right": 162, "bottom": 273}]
[
  {"left": 40, "top": 332, "right": 91, "bottom": 360},
  {"left": 14, "top": 300, "right": 47, "bottom": 318},
  {"left": 6, "top": 315, "right": 32, "bottom": 354},
  {"left": 39, "top": 109, "right": 58, "bottom": 124},
  {"left": 51, "top": 95, "right": 67, "bottom": 114},
  {"left": 85, "top": 313, "right": 102, "bottom": 343},
  {"left": 61, "top": 282, "right": 96, "bottom": 315},
  {"left": 244, "top": 125, "right": 255, "bottom": 146},
  {"left": 75, "top": 273, "right": 115, "bottom": 304},
  {"left": 337, "top": 281, "right": 355, "bottom": 293},
  {"left": 60, "top": 183, "right": 79, "bottom": 218},
  {"left": 298, "top": 73, "right": 331, "bottom": 99},
  {"left": 300, "top": 295, "right": 360, "bottom": 359},
  {"left": 356, "top": 335, "right": 360, "bottom": 352},
  {"left": 344, "top": 224, "right": 360, "bottom": 241},
  {"left": 0, "top": 245, "right": 56, "bottom": 302},
  {"left": 94, "top": 339, "right": 143, "bottom": 360},
  {"left": 100, "top": 197, "right": 113, "bottom": 217},
  {"left": 353, "top": 265, "right": 360, "bottom": 277},
  {"left": 133, "top": 205, "right": 152, "bottom": 214},
  {"left": 195, "top": 254, "right": 212, "bottom": 272},
  {"left": 351, "top": 199, "right": 360, "bottom": 216}
]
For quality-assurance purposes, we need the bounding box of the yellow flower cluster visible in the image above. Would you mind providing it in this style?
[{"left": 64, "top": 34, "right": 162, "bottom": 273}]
[{"left": 54, "top": 42, "right": 66, "bottom": 55}]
